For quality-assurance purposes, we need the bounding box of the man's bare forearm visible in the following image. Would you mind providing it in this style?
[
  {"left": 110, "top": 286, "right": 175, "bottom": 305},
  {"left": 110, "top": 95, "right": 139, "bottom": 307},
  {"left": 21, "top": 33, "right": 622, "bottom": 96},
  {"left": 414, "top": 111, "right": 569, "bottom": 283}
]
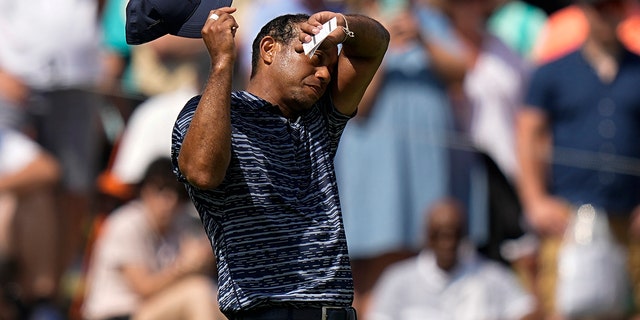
[
  {"left": 339, "top": 14, "right": 390, "bottom": 60},
  {"left": 178, "top": 8, "right": 238, "bottom": 190},
  {"left": 516, "top": 108, "right": 551, "bottom": 207},
  {"left": 178, "top": 64, "right": 233, "bottom": 190}
]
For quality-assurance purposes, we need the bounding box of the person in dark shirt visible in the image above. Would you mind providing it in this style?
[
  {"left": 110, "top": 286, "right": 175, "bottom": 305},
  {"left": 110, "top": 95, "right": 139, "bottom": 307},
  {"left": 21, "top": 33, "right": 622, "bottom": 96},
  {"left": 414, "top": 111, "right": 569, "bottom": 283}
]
[
  {"left": 516, "top": 0, "right": 640, "bottom": 318},
  {"left": 170, "top": 6, "right": 389, "bottom": 320}
]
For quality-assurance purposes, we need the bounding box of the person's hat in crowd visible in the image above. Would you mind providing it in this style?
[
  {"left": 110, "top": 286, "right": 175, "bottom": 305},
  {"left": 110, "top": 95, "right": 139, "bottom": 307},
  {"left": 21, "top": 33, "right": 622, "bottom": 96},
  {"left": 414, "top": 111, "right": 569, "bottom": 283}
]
[{"left": 126, "top": 0, "right": 233, "bottom": 45}]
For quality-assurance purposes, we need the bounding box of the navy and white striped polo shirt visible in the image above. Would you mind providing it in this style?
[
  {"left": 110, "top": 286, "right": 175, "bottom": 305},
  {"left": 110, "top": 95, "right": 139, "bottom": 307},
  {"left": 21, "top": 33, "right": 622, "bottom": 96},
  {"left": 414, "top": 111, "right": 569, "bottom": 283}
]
[{"left": 171, "top": 91, "right": 354, "bottom": 313}]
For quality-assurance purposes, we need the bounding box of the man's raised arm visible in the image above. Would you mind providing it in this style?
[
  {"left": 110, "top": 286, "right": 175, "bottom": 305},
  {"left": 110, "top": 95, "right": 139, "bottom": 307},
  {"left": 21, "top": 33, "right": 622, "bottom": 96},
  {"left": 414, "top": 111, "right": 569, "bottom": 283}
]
[
  {"left": 298, "top": 12, "right": 390, "bottom": 115},
  {"left": 177, "top": 7, "right": 238, "bottom": 190}
]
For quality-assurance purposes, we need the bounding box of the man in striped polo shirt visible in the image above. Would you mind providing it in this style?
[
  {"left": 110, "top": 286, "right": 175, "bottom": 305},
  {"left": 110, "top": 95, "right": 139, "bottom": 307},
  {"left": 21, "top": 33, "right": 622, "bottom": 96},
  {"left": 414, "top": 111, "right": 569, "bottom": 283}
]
[{"left": 170, "top": 6, "right": 389, "bottom": 320}]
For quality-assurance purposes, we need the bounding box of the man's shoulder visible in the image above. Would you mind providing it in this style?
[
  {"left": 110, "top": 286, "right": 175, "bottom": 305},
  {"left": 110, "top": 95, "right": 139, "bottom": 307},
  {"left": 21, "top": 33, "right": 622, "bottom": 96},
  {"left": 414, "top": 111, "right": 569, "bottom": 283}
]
[
  {"left": 536, "top": 50, "right": 580, "bottom": 72},
  {"left": 175, "top": 95, "right": 202, "bottom": 121},
  {"left": 528, "top": 50, "right": 582, "bottom": 89},
  {"left": 185, "top": 94, "right": 203, "bottom": 109}
]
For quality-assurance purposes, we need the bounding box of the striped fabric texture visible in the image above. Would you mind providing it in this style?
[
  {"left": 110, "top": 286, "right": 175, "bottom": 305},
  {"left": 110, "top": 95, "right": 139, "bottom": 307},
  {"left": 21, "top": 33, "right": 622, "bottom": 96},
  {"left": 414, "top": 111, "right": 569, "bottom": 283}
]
[{"left": 171, "top": 91, "right": 354, "bottom": 313}]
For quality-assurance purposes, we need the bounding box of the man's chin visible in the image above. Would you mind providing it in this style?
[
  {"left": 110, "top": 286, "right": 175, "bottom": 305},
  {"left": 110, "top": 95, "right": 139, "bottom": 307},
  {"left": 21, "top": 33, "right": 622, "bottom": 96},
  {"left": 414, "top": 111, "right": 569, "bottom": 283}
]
[{"left": 436, "top": 256, "right": 457, "bottom": 271}]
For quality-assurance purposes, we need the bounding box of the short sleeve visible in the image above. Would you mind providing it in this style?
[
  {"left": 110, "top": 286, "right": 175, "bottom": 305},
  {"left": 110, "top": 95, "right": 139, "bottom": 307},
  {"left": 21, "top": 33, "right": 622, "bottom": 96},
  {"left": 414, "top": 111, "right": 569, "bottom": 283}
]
[
  {"left": 524, "top": 64, "right": 552, "bottom": 112},
  {"left": 170, "top": 95, "right": 201, "bottom": 183},
  {"left": 321, "top": 96, "right": 353, "bottom": 157}
]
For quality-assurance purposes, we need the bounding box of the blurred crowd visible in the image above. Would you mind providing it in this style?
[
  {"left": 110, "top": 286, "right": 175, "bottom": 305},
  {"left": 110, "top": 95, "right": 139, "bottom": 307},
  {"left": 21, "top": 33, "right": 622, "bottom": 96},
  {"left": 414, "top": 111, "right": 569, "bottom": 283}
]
[{"left": 1, "top": 0, "right": 640, "bottom": 319}]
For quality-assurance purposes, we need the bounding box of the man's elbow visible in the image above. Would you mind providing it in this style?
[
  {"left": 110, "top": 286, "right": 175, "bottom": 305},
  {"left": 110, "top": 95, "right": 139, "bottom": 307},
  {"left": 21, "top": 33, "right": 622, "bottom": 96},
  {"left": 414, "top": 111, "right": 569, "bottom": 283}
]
[
  {"left": 373, "top": 25, "right": 390, "bottom": 57},
  {"left": 187, "top": 174, "right": 225, "bottom": 190},
  {"left": 355, "top": 29, "right": 389, "bottom": 69},
  {"left": 381, "top": 27, "right": 390, "bottom": 47},
  {"left": 178, "top": 156, "right": 228, "bottom": 190}
]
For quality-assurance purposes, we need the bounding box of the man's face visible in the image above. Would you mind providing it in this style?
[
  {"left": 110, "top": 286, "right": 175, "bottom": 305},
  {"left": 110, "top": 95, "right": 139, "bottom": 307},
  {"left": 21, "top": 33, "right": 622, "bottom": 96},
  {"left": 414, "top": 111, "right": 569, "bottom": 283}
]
[
  {"left": 429, "top": 223, "right": 462, "bottom": 271},
  {"left": 427, "top": 206, "right": 464, "bottom": 271},
  {"left": 270, "top": 32, "right": 339, "bottom": 115},
  {"left": 583, "top": 0, "right": 628, "bottom": 42},
  {"left": 142, "top": 184, "right": 184, "bottom": 233}
]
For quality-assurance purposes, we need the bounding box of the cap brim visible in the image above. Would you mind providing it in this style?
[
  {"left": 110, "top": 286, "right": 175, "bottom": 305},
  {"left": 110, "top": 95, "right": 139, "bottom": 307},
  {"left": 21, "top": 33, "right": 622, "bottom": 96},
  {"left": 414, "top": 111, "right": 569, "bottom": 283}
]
[{"left": 175, "top": 0, "right": 233, "bottom": 38}]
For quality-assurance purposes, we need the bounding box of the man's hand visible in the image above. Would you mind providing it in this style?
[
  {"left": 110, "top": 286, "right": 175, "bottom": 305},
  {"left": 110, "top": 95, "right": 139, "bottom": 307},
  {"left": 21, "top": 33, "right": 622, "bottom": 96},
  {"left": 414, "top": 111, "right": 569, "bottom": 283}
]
[
  {"left": 295, "top": 12, "right": 388, "bottom": 116},
  {"left": 295, "top": 11, "right": 348, "bottom": 54},
  {"left": 525, "top": 196, "right": 572, "bottom": 236},
  {"left": 201, "top": 7, "right": 239, "bottom": 69},
  {"left": 179, "top": 7, "right": 237, "bottom": 191}
]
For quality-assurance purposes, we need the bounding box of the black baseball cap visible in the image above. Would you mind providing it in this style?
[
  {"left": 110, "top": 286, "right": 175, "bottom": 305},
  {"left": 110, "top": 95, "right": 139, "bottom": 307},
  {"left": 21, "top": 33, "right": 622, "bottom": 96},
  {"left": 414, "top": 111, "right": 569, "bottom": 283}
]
[{"left": 126, "top": 0, "right": 233, "bottom": 45}]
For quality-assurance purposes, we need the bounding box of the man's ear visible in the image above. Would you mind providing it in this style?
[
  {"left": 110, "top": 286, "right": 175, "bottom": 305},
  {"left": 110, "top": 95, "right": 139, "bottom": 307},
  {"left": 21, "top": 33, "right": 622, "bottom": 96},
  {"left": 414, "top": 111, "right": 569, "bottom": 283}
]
[{"left": 259, "top": 36, "right": 277, "bottom": 65}]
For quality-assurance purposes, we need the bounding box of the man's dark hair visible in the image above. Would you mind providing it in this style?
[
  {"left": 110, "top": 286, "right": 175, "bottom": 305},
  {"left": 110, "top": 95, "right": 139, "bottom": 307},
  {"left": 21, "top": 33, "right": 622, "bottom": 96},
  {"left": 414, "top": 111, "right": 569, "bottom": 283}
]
[
  {"left": 250, "top": 13, "right": 310, "bottom": 78},
  {"left": 139, "top": 157, "right": 188, "bottom": 200}
]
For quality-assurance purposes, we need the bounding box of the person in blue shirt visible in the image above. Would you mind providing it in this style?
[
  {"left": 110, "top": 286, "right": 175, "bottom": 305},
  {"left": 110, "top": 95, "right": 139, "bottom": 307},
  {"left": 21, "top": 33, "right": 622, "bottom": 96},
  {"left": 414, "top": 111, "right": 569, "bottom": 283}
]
[
  {"left": 171, "top": 7, "right": 389, "bottom": 320},
  {"left": 516, "top": 0, "right": 640, "bottom": 318}
]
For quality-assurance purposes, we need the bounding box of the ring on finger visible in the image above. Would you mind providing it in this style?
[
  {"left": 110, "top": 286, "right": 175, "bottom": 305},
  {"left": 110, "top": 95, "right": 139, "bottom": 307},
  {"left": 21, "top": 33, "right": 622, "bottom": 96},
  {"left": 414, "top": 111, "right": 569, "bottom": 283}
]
[{"left": 209, "top": 13, "right": 219, "bottom": 20}]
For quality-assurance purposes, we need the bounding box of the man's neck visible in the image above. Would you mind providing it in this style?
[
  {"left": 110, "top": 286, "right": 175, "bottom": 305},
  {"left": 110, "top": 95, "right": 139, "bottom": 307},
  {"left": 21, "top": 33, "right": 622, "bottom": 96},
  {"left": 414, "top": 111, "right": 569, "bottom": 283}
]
[
  {"left": 582, "top": 37, "right": 623, "bottom": 83},
  {"left": 246, "top": 79, "right": 309, "bottom": 120}
]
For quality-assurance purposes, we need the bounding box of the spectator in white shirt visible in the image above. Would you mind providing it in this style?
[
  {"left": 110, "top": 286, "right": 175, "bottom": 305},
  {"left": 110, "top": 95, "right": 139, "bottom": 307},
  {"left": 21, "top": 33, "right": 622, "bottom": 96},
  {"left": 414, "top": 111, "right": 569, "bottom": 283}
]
[{"left": 368, "top": 197, "right": 538, "bottom": 320}]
